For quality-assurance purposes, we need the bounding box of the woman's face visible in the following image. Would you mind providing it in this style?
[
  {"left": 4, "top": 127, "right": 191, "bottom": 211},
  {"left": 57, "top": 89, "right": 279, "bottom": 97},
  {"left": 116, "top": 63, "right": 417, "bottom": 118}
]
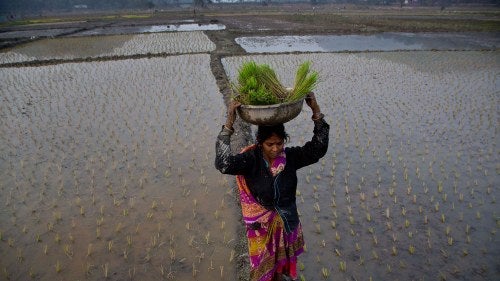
[{"left": 261, "top": 133, "right": 284, "bottom": 162}]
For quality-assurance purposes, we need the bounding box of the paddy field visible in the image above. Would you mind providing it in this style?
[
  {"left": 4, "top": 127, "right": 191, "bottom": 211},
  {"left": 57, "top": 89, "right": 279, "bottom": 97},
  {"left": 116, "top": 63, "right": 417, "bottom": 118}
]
[{"left": 0, "top": 5, "right": 498, "bottom": 280}]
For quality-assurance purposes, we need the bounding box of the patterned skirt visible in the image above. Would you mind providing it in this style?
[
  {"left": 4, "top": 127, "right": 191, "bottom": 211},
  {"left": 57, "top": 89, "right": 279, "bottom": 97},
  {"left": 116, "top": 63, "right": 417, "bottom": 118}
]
[{"left": 236, "top": 145, "right": 304, "bottom": 281}]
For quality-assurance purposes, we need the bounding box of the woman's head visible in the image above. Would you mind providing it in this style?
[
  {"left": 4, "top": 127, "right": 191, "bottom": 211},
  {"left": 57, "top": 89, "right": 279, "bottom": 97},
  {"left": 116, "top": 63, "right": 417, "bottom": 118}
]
[{"left": 256, "top": 124, "right": 289, "bottom": 161}]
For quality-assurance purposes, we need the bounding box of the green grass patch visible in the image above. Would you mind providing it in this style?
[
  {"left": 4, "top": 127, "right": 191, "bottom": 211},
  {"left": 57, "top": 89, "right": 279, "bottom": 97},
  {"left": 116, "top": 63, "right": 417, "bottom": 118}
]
[
  {"left": 102, "top": 15, "right": 118, "bottom": 20},
  {"left": 0, "top": 18, "right": 64, "bottom": 27},
  {"left": 121, "top": 14, "right": 151, "bottom": 19},
  {"left": 0, "top": 13, "right": 151, "bottom": 28}
]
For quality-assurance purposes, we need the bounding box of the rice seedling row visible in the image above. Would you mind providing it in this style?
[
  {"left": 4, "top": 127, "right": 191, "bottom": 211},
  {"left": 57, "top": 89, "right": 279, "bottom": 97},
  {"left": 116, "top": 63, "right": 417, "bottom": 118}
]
[
  {"left": 0, "top": 54, "right": 237, "bottom": 280},
  {"left": 0, "top": 31, "right": 216, "bottom": 64},
  {"left": 223, "top": 51, "right": 498, "bottom": 280}
]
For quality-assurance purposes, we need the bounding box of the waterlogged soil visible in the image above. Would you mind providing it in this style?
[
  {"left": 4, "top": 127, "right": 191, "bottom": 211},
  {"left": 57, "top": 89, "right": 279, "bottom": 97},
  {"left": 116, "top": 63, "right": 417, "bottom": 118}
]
[
  {"left": 0, "top": 4, "right": 499, "bottom": 281},
  {"left": 0, "top": 55, "right": 242, "bottom": 281},
  {"left": 75, "top": 23, "right": 226, "bottom": 36},
  {"left": 223, "top": 51, "right": 499, "bottom": 280},
  {"left": 1, "top": 51, "right": 498, "bottom": 281},
  {"left": 0, "top": 32, "right": 216, "bottom": 64},
  {"left": 235, "top": 32, "right": 500, "bottom": 53}
]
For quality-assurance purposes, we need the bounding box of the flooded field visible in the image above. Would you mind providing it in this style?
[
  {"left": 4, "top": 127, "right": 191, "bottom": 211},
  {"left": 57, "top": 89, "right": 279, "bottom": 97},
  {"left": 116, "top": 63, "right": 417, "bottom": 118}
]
[
  {"left": 223, "top": 51, "right": 499, "bottom": 280},
  {"left": 0, "top": 28, "right": 499, "bottom": 281},
  {"left": 235, "top": 33, "right": 500, "bottom": 53},
  {"left": 76, "top": 23, "right": 226, "bottom": 36},
  {"left": 0, "top": 31, "right": 215, "bottom": 64},
  {"left": 0, "top": 54, "right": 239, "bottom": 280}
]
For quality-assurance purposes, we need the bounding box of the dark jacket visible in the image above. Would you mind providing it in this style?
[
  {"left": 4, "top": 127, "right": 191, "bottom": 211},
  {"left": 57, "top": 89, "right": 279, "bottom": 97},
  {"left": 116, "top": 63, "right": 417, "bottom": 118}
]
[{"left": 215, "top": 119, "right": 329, "bottom": 232}]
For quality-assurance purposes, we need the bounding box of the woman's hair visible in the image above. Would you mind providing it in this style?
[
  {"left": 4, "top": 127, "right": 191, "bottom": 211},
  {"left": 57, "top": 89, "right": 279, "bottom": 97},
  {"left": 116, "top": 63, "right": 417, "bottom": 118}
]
[{"left": 256, "top": 124, "right": 289, "bottom": 145}]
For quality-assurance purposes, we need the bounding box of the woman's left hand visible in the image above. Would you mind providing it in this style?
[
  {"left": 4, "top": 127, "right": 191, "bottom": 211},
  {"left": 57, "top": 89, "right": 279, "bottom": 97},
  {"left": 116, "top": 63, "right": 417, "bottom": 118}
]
[{"left": 306, "top": 92, "right": 322, "bottom": 117}]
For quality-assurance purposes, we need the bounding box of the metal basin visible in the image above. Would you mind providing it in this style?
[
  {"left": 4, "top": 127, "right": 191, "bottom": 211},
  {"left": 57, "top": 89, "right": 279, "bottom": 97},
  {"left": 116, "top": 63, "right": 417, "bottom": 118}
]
[{"left": 237, "top": 98, "right": 304, "bottom": 126}]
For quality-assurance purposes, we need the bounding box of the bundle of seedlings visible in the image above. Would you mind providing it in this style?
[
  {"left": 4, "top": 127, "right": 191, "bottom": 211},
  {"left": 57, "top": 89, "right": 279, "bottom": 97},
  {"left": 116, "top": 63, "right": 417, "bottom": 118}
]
[{"left": 233, "top": 61, "right": 319, "bottom": 105}]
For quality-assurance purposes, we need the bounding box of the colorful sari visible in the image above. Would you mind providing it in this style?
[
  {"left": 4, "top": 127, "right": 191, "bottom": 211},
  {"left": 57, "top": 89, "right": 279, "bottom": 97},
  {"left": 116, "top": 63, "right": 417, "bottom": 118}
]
[{"left": 236, "top": 144, "right": 304, "bottom": 281}]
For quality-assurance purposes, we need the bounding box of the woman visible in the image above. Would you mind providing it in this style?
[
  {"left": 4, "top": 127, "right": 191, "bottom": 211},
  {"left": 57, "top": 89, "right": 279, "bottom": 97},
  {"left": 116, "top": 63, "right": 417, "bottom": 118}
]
[{"left": 215, "top": 93, "right": 329, "bottom": 281}]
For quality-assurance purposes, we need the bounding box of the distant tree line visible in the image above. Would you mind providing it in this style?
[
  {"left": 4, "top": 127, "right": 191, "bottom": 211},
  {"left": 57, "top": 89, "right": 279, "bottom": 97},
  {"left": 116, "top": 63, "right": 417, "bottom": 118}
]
[
  {"left": 1, "top": 0, "right": 155, "bottom": 14},
  {"left": 1, "top": 0, "right": 498, "bottom": 15}
]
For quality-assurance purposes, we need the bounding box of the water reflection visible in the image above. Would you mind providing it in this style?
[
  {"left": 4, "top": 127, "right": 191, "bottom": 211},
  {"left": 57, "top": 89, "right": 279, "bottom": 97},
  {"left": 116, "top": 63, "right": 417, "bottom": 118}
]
[
  {"left": 0, "top": 32, "right": 215, "bottom": 64},
  {"left": 0, "top": 54, "right": 236, "bottom": 281},
  {"left": 143, "top": 23, "right": 226, "bottom": 33},
  {"left": 222, "top": 52, "right": 499, "bottom": 280},
  {"left": 236, "top": 32, "right": 499, "bottom": 53},
  {"left": 77, "top": 23, "right": 225, "bottom": 36}
]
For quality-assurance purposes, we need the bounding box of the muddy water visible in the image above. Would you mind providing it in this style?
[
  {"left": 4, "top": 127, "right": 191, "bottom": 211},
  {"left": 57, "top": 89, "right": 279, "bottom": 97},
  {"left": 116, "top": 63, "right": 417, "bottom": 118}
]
[
  {"left": 222, "top": 51, "right": 499, "bottom": 280},
  {"left": 76, "top": 23, "right": 226, "bottom": 36},
  {"left": 1, "top": 27, "right": 498, "bottom": 281},
  {"left": 0, "top": 31, "right": 215, "bottom": 64},
  {"left": 0, "top": 54, "right": 238, "bottom": 280},
  {"left": 235, "top": 33, "right": 500, "bottom": 53}
]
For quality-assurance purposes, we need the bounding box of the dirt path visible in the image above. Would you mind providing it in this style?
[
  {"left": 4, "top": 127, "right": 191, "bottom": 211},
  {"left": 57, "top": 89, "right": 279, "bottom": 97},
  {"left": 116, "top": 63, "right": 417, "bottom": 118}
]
[{"left": 204, "top": 29, "right": 253, "bottom": 281}]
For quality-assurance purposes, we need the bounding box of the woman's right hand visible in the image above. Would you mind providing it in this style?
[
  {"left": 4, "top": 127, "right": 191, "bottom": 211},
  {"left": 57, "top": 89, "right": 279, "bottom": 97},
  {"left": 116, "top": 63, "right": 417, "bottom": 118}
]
[{"left": 225, "top": 100, "right": 241, "bottom": 130}]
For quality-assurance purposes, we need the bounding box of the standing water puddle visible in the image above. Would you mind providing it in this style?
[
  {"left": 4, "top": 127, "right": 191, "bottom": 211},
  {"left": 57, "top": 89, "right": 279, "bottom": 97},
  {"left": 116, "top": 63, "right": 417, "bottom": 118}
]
[
  {"left": 76, "top": 23, "right": 225, "bottom": 36},
  {"left": 143, "top": 23, "right": 225, "bottom": 32},
  {"left": 236, "top": 32, "right": 499, "bottom": 53}
]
